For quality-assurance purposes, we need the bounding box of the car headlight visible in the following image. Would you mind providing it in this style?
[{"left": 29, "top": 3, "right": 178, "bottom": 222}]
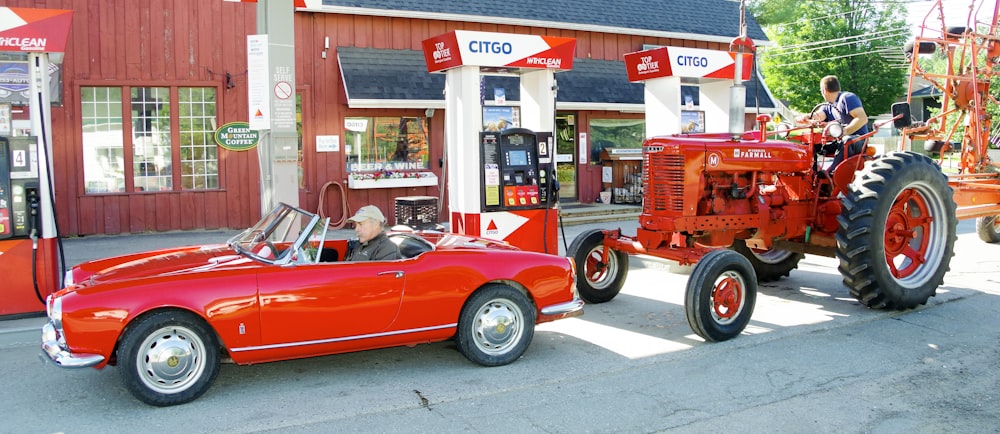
[
  {"left": 47, "top": 295, "right": 63, "bottom": 329},
  {"left": 63, "top": 269, "right": 74, "bottom": 288},
  {"left": 824, "top": 122, "right": 844, "bottom": 139}
]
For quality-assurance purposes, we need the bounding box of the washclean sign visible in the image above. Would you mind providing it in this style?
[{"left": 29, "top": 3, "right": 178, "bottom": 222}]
[{"left": 214, "top": 121, "right": 260, "bottom": 151}]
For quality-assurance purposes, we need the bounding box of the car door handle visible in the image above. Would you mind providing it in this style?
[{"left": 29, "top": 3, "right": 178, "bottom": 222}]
[{"left": 378, "top": 271, "right": 404, "bottom": 278}]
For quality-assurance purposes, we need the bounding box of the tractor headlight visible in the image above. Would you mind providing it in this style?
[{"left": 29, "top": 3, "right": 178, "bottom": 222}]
[
  {"left": 824, "top": 122, "right": 844, "bottom": 139},
  {"left": 774, "top": 122, "right": 793, "bottom": 139}
]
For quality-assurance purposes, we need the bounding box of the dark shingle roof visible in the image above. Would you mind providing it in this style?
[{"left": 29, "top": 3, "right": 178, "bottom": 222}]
[
  {"left": 320, "top": 0, "right": 767, "bottom": 41},
  {"left": 338, "top": 47, "right": 774, "bottom": 108}
]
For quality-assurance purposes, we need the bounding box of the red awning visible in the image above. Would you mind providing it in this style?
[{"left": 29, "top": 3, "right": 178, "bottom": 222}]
[{"left": 0, "top": 8, "right": 73, "bottom": 53}]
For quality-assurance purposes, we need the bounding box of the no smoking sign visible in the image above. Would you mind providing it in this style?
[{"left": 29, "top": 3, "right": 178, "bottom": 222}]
[{"left": 273, "top": 81, "right": 292, "bottom": 99}]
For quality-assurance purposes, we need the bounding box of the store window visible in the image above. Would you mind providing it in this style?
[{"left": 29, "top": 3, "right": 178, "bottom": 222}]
[
  {"left": 588, "top": 119, "right": 645, "bottom": 164},
  {"left": 81, "top": 87, "right": 125, "bottom": 193},
  {"left": 178, "top": 87, "right": 218, "bottom": 190},
  {"left": 344, "top": 117, "right": 429, "bottom": 173},
  {"left": 81, "top": 86, "right": 218, "bottom": 194},
  {"left": 131, "top": 87, "right": 170, "bottom": 192}
]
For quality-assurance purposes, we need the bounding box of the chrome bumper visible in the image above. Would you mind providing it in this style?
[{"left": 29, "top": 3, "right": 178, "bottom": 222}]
[
  {"left": 540, "top": 297, "right": 585, "bottom": 318},
  {"left": 40, "top": 322, "right": 104, "bottom": 368}
]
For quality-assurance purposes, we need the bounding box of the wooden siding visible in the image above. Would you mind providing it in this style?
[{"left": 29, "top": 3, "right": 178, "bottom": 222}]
[{"left": 10, "top": 0, "right": 729, "bottom": 235}]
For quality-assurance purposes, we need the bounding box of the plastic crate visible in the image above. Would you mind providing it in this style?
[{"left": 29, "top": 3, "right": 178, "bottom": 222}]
[{"left": 394, "top": 196, "right": 438, "bottom": 227}]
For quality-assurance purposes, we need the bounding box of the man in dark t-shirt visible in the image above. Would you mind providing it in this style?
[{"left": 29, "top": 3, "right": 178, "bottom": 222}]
[
  {"left": 797, "top": 75, "right": 870, "bottom": 173},
  {"left": 344, "top": 205, "right": 402, "bottom": 261}
]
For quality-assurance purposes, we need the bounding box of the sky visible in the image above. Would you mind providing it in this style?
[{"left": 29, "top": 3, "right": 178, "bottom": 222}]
[{"left": 907, "top": 0, "right": 999, "bottom": 35}]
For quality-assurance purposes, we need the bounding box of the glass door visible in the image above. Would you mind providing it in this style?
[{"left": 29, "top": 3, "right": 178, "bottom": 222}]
[{"left": 555, "top": 113, "right": 577, "bottom": 202}]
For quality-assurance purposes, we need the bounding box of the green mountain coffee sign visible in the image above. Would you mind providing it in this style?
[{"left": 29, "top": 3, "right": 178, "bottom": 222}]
[{"left": 214, "top": 122, "right": 260, "bottom": 151}]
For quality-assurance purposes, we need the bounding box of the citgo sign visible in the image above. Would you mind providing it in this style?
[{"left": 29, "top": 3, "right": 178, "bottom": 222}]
[{"left": 214, "top": 121, "right": 260, "bottom": 151}]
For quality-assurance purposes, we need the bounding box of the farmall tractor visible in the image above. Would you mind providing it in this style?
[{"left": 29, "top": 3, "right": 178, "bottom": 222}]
[{"left": 568, "top": 0, "right": 1000, "bottom": 342}]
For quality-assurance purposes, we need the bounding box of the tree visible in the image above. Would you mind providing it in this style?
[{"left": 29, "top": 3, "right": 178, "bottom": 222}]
[{"left": 755, "top": 0, "right": 910, "bottom": 117}]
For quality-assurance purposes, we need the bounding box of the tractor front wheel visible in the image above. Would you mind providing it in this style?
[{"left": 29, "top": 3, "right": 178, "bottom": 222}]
[
  {"left": 976, "top": 215, "right": 1000, "bottom": 243},
  {"left": 685, "top": 250, "right": 757, "bottom": 342},
  {"left": 567, "top": 229, "right": 629, "bottom": 303},
  {"left": 836, "top": 152, "right": 957, "bottom": 309}
]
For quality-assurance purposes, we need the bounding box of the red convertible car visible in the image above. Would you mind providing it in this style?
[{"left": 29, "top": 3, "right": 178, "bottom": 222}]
[{"left": 42, "top": 203, "right": 582, "bottom": 406}]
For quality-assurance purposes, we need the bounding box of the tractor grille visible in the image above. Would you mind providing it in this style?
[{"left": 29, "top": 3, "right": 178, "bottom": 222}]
[{"left": 643, "top": 152, "right": 685, "bottom": 214}]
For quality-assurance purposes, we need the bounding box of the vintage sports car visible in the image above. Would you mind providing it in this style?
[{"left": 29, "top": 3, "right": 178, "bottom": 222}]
[{"left": 42, "top": 203, "right": 582, "bottom": 406}]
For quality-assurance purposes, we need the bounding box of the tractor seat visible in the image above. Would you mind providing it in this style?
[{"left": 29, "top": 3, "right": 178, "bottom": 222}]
[{"left": 388, "top": 233, "right": 435, "bottom": 258}]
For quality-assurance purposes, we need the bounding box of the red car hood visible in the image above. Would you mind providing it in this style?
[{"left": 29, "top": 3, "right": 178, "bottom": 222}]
[{"left": 68, "top": 244, "right": 255, "bottom": 287}]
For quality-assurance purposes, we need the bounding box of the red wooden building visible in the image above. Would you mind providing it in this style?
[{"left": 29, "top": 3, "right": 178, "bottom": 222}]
[{"left": 2, "top": 0, "right": 772, "bottom": 235}]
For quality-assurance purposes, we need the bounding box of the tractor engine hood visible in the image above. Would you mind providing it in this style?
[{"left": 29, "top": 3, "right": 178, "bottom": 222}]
[{"left": 644, "top": 135, "right": 813, "bottom": 174}]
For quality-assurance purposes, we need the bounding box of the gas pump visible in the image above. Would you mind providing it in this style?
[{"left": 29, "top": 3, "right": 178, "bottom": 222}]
[
  {"left": 0, "top": 136, "right": 51, "bottom": 316},
  {"left": 480, "top": 128, "right": 554, "bottom": 211},
  {"left": 477, "top": 128, "right": 559, "bottom": 253},
  {"left": 422, "top": 30, "right": 576, "bottom": 254},
  {"left": 0, "top": 7, "right": 73, "bottom": 317},
  {"left": 0, "top": 137, "right": 41, "bottom": 239}
]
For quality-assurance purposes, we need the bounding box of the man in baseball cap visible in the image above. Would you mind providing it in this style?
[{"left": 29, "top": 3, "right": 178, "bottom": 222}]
[{"left": 345, "top": 205, "right": 402, "bottom": 261}]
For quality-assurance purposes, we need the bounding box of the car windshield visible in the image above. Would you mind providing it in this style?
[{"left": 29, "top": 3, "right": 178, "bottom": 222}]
[{"left": 228, "top": 203, "right": 327, "bottom": 264}]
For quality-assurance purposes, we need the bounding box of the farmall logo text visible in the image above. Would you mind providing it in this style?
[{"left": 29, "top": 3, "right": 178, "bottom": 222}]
[
  {"left": 636, "top": 55, "right": 660, "bottom": 74},
  {"left": 733, "top": 148, "right": 773, "bottom": 159},
  {"left": 0, "top": 37, "right": 46, "bottom": 51},
  {"left": 431, "top": 42, "right": 452, "bottom": 63}
]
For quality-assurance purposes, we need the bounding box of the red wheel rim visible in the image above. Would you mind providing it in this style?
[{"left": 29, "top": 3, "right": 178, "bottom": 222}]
[
  {"left": 883, "top": 188, "right": 932, "bottom": 279},
  {"left": 712, "top": 275, "right": 743, "bottom": 320},
  {"left": 584, "top": 250, "right": 607, "bottom": 282}
]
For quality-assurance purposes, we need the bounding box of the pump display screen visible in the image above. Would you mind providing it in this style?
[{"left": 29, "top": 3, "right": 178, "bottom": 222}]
[{"left": 508, "top": 150, "right": 528, "bottom": 166}]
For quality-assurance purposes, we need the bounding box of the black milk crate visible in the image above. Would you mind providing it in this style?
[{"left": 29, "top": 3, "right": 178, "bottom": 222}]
[{"left": 394, "top": 196, "right": 438, "bottom": 228}]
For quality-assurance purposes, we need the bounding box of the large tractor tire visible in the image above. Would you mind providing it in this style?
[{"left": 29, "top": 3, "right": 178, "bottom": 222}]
[
  {"left": 685, "top": 250, "right": 757, "bottom": 342},
  {"left": 729, "top": 239, "right": 803, "bottom": 282},
  {"left": 567, "top": 229, "right": 629, "bottom": 303},
  {"left": 836, "top": 152, "right": 957, "bottom": 309},
  {"left": 976, "top": 216, "right": 1000, "bottom": 243}
]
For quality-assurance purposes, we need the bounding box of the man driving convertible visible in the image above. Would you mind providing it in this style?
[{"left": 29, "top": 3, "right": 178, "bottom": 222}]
[
  {"left": 796, "top": 75, "right": 870, "bottom": 173},
  {"left": 344, "top": 205, "right": 402, "bottom": 261}
]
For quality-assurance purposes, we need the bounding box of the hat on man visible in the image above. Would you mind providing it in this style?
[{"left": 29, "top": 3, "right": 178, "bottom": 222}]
[{"left": 348, "top": 205, "right": 386, "bottom": 224}]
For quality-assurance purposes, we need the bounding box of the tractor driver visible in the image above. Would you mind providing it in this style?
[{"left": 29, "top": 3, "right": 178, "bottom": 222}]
[{"left": 796, "top": 75, "right": 870, "bottom": 173}]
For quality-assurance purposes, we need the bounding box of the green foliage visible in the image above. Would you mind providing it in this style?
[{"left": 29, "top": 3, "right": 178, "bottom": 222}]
[{"left": 757, "top": 0, "right": 909, "bottom": 117}]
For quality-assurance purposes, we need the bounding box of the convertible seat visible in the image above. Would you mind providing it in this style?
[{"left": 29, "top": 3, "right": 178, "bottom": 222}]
[{"left": 388, "top": 233, "right": 435, "bottom": 258}]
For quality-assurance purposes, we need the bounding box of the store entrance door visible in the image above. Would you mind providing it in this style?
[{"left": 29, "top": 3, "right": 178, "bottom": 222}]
[{"left": 555, "top": 113, "right": 577, "bottom": 202}]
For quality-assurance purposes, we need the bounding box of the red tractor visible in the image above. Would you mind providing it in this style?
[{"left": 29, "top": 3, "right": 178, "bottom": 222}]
[
  {"left": 568, "top": 116, "right": 957, "bottom": 342},
  {"left": 568, "top": 0, "right": 1000, "bottom": 342}
]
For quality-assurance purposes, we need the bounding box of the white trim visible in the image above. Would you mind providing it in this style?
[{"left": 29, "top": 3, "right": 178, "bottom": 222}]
[
  {"left": 230, "top": 322, "right": 456, "bottom": 352},
  {"left": 347, "top": 98, "right": 445, "bottom": 109},
  {"left": 557, "top": 102, "right": 645, "bottom": 112},
  {"left": 307, "top": 6, "right": 770, "bottom": 47}
]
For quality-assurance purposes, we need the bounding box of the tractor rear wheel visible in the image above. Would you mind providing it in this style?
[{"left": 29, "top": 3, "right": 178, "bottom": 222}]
[
  {"left": 567, "top": 229, "right": 628, "bottom": 303},
  {"left": 976, "top": 215, "right": 1000, "bottom": 243},
  {"left": 729, "top": 239, "right": 803, "bottom": 282},
  {"left": 836, "top": 152, "right": 957, "bottom": 309},
  {"left": 685, "top": 250, "right": 757, "bottom": 342}
]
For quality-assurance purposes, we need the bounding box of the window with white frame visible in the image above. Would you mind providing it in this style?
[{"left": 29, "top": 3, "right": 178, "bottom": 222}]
[{"left": 81, "top": 86, "right": 218, "bottom": 194}]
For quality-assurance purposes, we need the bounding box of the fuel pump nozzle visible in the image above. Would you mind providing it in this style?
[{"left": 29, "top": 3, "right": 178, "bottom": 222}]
[{"left": 27, "top": 186, "right": 40, "bottom": 249}]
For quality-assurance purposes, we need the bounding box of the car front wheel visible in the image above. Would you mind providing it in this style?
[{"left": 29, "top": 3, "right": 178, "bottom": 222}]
[
  {"left": 117, "top": 310, "right": 221, "bottom": 406},
  {"left": 456, "top": 284, "right": 535, "bottom": 366}
]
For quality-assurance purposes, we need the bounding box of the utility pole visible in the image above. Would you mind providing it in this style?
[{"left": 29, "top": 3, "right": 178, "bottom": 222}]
[{"left": 250, "top": 0, "right": 298, "bottom": 215}]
